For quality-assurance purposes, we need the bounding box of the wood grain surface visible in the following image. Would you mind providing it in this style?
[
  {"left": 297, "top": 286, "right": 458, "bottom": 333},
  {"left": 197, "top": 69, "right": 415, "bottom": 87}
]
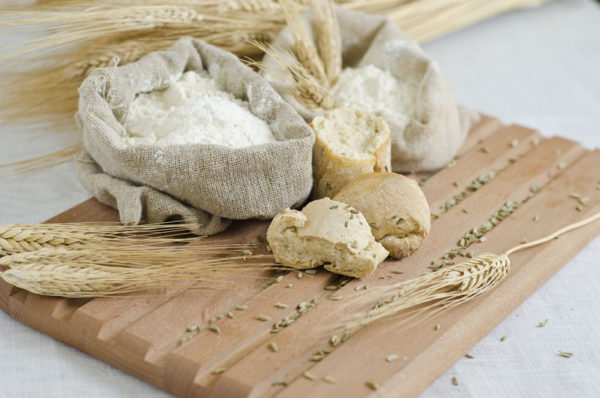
[{"left": 1, "top": 116, "right": 599, "bottom": 398}]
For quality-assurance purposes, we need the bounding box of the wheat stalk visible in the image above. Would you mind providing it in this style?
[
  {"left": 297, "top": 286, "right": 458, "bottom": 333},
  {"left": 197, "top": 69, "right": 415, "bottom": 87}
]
[
  {"left": 0, "top": 248, "right": 276, "bottom": 298},
  {"left": 339, "top": 210, "right": 600, "bottom": 337}
]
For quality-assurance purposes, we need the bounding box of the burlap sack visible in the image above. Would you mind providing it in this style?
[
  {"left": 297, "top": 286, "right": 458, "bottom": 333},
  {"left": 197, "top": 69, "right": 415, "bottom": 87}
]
[
  {"left": 262, "top": 7, "right": 479, "bottom": 173},
  {"left": 76, "top": 37, "right": 314, "bottom": 235}
]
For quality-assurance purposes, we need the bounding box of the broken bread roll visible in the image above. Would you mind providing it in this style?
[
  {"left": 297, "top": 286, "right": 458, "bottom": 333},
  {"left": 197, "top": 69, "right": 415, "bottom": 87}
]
[
  {"left": 334, "top": 172, "right": 430, "bottom": 259},
  {"left": 266, "top": 198, "right": 389, "bottom": 278},
  {"left": 311, "top": 108, "right": 391, "bottom": 199}
]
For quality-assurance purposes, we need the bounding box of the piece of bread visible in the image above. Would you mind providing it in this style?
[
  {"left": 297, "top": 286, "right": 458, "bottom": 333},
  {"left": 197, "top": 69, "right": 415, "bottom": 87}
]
[
  {"left": 310, "top": 108, "right": 391, "bottom": 200},
  {"left": 266, "top": 198, "right": 389, "bottom": 278},
  {"left": 334, "top": 172, "right": 430, "bottom": 259}
]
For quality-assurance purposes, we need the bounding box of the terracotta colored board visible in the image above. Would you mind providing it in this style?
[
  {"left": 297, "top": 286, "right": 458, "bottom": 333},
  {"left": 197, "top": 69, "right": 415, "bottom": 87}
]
[{"left": 1, "top": 120, "right": 599, "bottom": 398}]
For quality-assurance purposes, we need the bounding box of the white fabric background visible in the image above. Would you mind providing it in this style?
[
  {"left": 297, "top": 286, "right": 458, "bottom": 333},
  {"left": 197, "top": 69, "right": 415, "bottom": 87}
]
[{"left": 0, "top": 0, "right": 599, "bottom": 396}]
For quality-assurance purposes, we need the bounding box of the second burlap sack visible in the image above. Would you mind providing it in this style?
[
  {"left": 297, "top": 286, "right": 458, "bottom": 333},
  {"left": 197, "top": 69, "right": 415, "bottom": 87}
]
[{"left": 262, "top": 6, "right": 479, "bottom": 173}]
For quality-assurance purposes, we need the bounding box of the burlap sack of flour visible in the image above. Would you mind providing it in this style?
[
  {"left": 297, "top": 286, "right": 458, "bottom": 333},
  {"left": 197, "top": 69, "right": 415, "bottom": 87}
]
[
  {"left": 76, "top": 37, "right": 314, "bottom": 235},
  {"left": 262, "top": 7, "right": 479, "bottom": 173}
]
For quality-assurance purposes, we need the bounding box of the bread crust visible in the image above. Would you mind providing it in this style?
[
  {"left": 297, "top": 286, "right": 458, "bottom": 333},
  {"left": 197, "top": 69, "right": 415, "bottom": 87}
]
[
  {"left": 334, "top": 172, "right": 430, "bottom": 259},
  {"left": 311, "top": 108, "right": 391, "bottom": 199},
  {"left": 266, "top": 198, "right": 388, "bottom": 278}
]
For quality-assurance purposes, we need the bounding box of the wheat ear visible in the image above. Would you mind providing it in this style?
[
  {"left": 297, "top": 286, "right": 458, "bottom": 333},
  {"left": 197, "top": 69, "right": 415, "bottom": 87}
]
[
  {"left": 248, "top": 40, "right": 333, "bottom": 110},
  {"left": 280, "top": 0, "right": 328, "bottom": 86},
  {"left": 313, "top": 0, "right": 342, "bottom": 86},
  {"left": 0, "top": 222, "right": 255, "bottom": 256},
  {"left": 341, "top": 210, "right": 600, "bottom": 336},
  {"left": 0, "top": 248, "right": 275, "bottom": 298}
]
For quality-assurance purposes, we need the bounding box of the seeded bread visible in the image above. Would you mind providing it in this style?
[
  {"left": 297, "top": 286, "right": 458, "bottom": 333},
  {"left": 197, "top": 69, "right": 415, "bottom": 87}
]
[
  {"left": 266, "top": 198, "right": 389, "bottom": 278},
  {"left": 334, "top": 172, "right": 430, "bottom": 259},
  {"left": 310, "top": 108, "right": 391, "bottom": 199}
]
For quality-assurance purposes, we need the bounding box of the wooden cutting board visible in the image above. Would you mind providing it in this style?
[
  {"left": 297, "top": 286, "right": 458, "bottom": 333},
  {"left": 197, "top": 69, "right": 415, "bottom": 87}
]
[{"left": 1, "top": 116, "right": 599, "bottom": 398}]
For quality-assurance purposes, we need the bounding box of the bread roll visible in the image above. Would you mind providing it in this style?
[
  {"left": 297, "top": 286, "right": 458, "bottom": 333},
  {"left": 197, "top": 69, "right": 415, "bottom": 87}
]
[
  {"left": 266, "top": 198, "right": 389, "bottom": 278},
  {"left": 334, "top": 172, "right": 430, "bottom": 259},
  {"left": 311, "top": 108, "right": 391, "bottom": 199}
]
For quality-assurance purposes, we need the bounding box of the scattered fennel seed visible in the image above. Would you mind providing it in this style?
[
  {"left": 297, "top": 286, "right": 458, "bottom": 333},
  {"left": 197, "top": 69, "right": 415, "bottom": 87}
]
[
  {"left": 453, "top": 181, "right": 459, "bottom": 187},
  {"left": 323, "top": 375, "right": 336, "bottom": 384},
  {"left": 510, "top": 139, "right": 518, "bottom": 147},
  {"left": 434, "top": 324, "right": 441, "bottom": 331},
  {"left": 324, "top": 285, "right": 338, "bottom": 291},
  {"left": 209, "top": 325, "right": 221, "bottom": 335},
  {"left": 391, "top": 269, "right": 403, "bottom": 274},
  {"left": 530, "top": 184, "right": 541, "bottom": 193},
  {"left": 266, "top": 244, "right": 272, "bottom": 253},
  {"left": 297, "top": 272, "right": 303, "bottom": 279},
  {"left": 242, "top": 249, "right": 253, "bottom": 256},
  {"left": 462, "top": 208, "right": 468, "bottom": 214},
  {"left": 328, "top": 295, "right": 343, "bottom": 301},
  {"left": 366, "top": 380, "right": 379, "bottom": 391},
  {"left": 186, "top": 325, "right": 199, "bottom": 333},
  {"left": 532, "top": 137, "right": 540, "bottom": 146},
  {"left": 576, "top": 205, "right": 583, "bottom": 212},
  {"left": 554, "top": 149, "right": 562, "bottom": 156},
  {"left": 269, "top": 342, "right": 279, "bottom": 352},
  {"left": 286, "top": 283, "right": 293, "bottom": 288},
  {"left": 558, "top": 351, "right": 573, "bottom": 358},
  {"left": 465, "top": 353, "right": 474, "bottom": 359},
  {"left": 217, "top": 314, "right": 224, "bottom": 320},
  {"left": 305, "top": 269, "right": 317, "bottom": 275},
  {"left": 480, "top": 236, "right": 487, "bottom": 242},
  {"left": 481, "top": 147, "right": 489, "bottom": 153},
  {"left": 533, "top": 215, "right": 539, "bottom": 222},
  {"left": 235, "top": 304, "right": 248, "bottom": 311},
  {"left": 178, "top": 336, "right": 189, "bottom": 346},
  {"left": 344, "top": 221, "right": 349, "bottom": 228},
  {"left": 304, "top": 371, "right": 316, "bottom": 380},
  {"left": 386, "top": 354, "right": 399, "bottom": 362},
  {"left": 226, "top": 311, "right": 234, "bottom": 319},
  {"left": 537, "top": 319, "right": 549, "bottom": 328},
  {"left": 275, "top": 302, "right": 288, "bottom": 309},
  {"left": 330, "top": 335, "right": 341, "bottom": 346},
  {"left": 275, "top": 275, "right": 284, "bottom": 283},
  {"left": 212, "top": 367, "right": 226, "bottom": 375},
  {"left": 500, "top": 335, "right": 507, "bottom": 342},
  {"left": 272, "top": 380, "right": 287, "bottom": 387},
  {"left": 329, "top": 205, "right": 338, "bottom": 209},
  {"left": 557, "top": 162, "right": 566, "bottom": 170},
  {"left": 451, "top": 376, "right": 458, "bottom": 386},
  {"left": 256, "top": 314, "right": 271, "bottom": 321}
]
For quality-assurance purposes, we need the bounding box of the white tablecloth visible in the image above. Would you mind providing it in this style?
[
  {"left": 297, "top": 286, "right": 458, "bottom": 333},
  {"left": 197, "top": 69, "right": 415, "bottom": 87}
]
[{"left": 1, "top": 1, "right": 599, "bottom": 396}]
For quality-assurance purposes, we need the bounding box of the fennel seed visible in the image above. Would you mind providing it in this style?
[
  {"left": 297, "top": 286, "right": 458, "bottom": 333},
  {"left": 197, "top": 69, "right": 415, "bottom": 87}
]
[
  {"left": 226, "top": 311, "right": 234, "bottom": 319},
  {"left": 304, "top": 371, "right": 316, "bottom": 380},
  {"left": 510, "top": 139, "right": 518, "bottom": 147},
  {"left": 286, "top": 283, "right": 293, "bottom": 288},
  {"left": 305, "top": 269, "right": 317, "bottom": 275},
  {"left": 269, "top": 342, "right": 279, "bottom": 352},
  {"left": 212, "top": 367, "right": 226, "bottom": 375},
  {"left": 256, "top": 314, "right": 271, "bottom": 321},
  {"left": 275, "top": 275, "right": 284, "bottom": 283},
  {"left": 500, "top": 335, "right": 507, "bottom": 342},
  {"left": 297, "top": 272, "right": 303, "bottom": 279},
  {"left": 324, "top": 285, "right": 338, "bottom": 291},
  {"left": 275, "top": 302, "right": 288, "bottom": 309},
  {"left": 209, "top": 325, "right": 221, "bottom": 335},
  {"left": 465, "top": 353, "right": 474, "bottom": 359},
  {"left": 386, "top": 354, "right": 399, "bottom": 362},
  {"left": 328, "top": 295, "right": 342, "bottom": 301},
  {"left": 323, "top": 375, "right": 336, "bottom": 384},
  {"left": 451, "top": 376, "right": 458, "bottom": 386},
  {"left": 235, "top": 304, "right": 248, "bottom": 311},
  {"left": 434, "top": 324, "right": 441, "bottom": 331},
  {"left": 558, "top": 351, "right": 573, "bottom": 358},
  {"left": 272, "top": 380, "right": 287, "bottom": 387},
  {"left": 366, "top": 380, "right": 379, "bottom": 391},
  {"left": 186, "top": 325, "right": 199, "bottom": 333},
  {"left": 533, "top": 215, "right": 539, "bottom": 222},
  {"left": 537, "top": 319, "right": 548, "bottom": 328}
]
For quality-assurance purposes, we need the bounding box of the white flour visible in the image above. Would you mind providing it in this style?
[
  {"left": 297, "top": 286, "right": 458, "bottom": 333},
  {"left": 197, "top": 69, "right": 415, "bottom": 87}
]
[
  {"left": 123, "top": 70, "right": 277, "bottom": 147},
  {"left": 331, "top": 64, "right": 419, "bottom": 133}
]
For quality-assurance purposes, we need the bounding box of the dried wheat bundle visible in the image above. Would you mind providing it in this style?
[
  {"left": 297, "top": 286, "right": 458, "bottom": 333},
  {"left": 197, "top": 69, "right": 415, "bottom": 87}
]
[
  {"left": 0, "top": 248, "right": 275, "bottom": 297},
  {"left": 339, "top": 210, "right": 600, "bottom": 336},
  {"left": 0, "top": 0, "right": 552, "bottom": 127},
  {"left": 0, "top": 222, "right": 254, "bottom": 255}
]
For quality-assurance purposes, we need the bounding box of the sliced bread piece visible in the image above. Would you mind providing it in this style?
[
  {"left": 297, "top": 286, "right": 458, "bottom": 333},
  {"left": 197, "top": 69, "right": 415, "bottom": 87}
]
[
  {"left": 311, "top": 107, "right": 391, "bottom": 199},
  {"left": 334, "top": 172, "right": 430, "bottom": 259},
  {"left": 266, "top": 197, "right": 388, "bottom": 278}
]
